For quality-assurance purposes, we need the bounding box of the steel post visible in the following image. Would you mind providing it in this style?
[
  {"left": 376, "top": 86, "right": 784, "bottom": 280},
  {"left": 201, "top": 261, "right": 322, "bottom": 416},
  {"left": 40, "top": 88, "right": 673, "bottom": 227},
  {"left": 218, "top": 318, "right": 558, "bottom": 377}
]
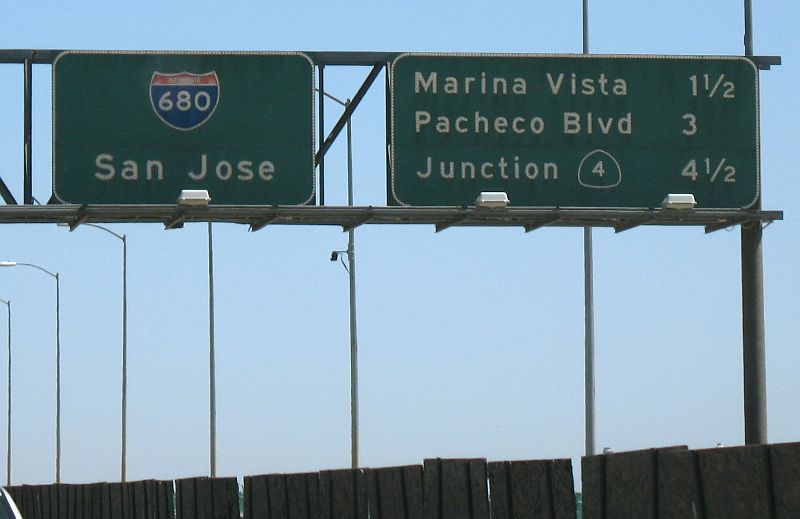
[
  {"left": 318, "top": 66, "right": 325, "bottom": 205},
  {"left": 55, "top": 273, "right": 61, "bottom": 483},
  {"left": 208, "top": 222, "right": 217, "bottom": 476},
  {"left": 742, "top": 222, "right": 767, "bottom": 444},
  {"left": 23, "top": 58, "right": 32, "bottom": 205},
  {"left": 741, "top": 0, "right": 767, "bottom": 445},
  {"left": 582, "top": 0, "right": 596, "bottom": 457},
  {"left": 2, "top": 300, "right": 10, "bottom": 485},
  {"left": 121, "top": 235, "right": 128, "bottom": 481},
  {"left": 345, "top": 103, "right": 359, "bottom": 469}
]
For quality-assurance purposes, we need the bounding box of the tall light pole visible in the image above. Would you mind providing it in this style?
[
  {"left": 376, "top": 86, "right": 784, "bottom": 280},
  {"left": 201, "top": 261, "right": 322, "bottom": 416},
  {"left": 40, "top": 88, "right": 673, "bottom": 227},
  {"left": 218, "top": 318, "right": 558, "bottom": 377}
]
[
  {"left": 742, "top": 0, "right": 767, "bottom": 445},
  {"left": 321, "top": 88, "right": 360, "bottom": 469},
  {"left": 60, "top": 223, "right": 128, "bottom": 480},
  {"left": 174, "top": 191, "right": 216, "bottom": 476},
  {"left": 0, "top": 298, "right": 11, "bottom": 485},
  {"left": 208, "top": 221, "right": 216, "bottom": 477},
  {"left": 0, "top": 261, "right": 61, "bottom": 483},
  {"left": 582, "top": 0, "right": 596, "bottom": 458}
]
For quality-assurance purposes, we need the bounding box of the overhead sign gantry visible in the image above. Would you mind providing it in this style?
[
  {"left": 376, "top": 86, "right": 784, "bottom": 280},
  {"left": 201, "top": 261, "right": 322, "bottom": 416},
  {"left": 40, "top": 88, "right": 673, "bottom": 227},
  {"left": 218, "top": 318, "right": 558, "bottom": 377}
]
[
  {"left": 0, "top": 46, "right": 785, "bottom": 450},
  {"left": 0, "top": 49, "right": 781, "bottom": 232}
]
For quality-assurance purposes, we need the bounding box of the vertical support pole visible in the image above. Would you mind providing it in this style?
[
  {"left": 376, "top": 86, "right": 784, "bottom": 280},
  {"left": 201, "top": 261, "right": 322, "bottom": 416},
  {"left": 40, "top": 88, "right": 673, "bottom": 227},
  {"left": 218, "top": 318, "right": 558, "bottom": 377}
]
[
  {"left": 744, "top": 0, "right": 754, "bottom": 56},
  {"left": 385, "top": 62, "right": 393, "bottom": 201},
  {"left": 318, "top": 65, "right": 325, "bottom": 206},
  {"left": 584, "top": 229, "right": 595, "bottom": 456},
  {"left": 742, "top": 222, "right": 766, "bottom": 444},
  {"left": 345, "top": 101, "right": 359, "bottom": 470},
  {"left": 23, "top": 57, "right": 33, "bottom": 205},
  {"left": 55, "top": 273, "right": 61, "bottom": 483},
  {"left": 582, "top": 0, "right": 590, "bottom": 55},
  {"left": 121, "top": 235, "right": 128, "bottom": 482},
  {"left": 582, "top": 0, "right": 596, "bottom": 457},
  {"left": 5, "top": 300, "right": 10, "bottom": 486},
  {"left": 741, "top": 0, "right": 767, "bottom": 445},
  {"left": 208, "top": 222, "right": 217, "bottom": 476}
]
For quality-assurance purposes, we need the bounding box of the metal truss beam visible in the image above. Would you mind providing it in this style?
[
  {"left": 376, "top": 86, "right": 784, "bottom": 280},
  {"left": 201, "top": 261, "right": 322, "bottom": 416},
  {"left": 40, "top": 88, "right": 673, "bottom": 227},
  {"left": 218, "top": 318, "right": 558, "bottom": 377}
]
[
  {"left": 434, "top": 211, "right": 471, "bottom": 233},
  {"left": 525, "top": 214, "right": 561, "bottom": 233},
  {"left": 0, "top": 50, "right": 782, "bottom": 68},
  {"left": 341, "top": 208, "right": 374, "bottom": 232},
  {"left": 0, "top": 178, "right": 16, "bottom": 205},
  {"left": 0, "top": 205, "right": 782, "bottom": 232},
  {"left": 249, "top": 212, "right": 279, "bottom": 232},
  {"left": 314, "top": 63, "right": 384, "bottom": 167},
  {"left": 66, "top": 205, "right": 89, "bottom": 230},
  {"left": 705, "top": 221, "right": 737, "bottom": 234},
  {"left": 164, "top": 211, "right": 186, "bottom": 230},
  {"left": 614, "top": 217, "right": 653, "bottom": 233}
]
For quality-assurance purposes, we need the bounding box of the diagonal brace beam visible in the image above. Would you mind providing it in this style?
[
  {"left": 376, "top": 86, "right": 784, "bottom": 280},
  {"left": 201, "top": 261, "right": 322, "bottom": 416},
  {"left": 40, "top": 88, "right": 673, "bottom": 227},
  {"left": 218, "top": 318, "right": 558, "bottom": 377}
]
[
  {"left": 435, "top": 213, "right": 471, "bottom": 233},
  {"left": 342, "top": 209, "right": 374, "bottom": 232},
  {"left": 164, "top": 212, "right": 186, "bottom": 230},
  {"left": 705, "top": 220, "right": 738, "bottom": 234},
  {"left": 524, "top": 215, "right": 560, "bottom": 233},
  {"left": 67, "top": 205, "right": 89, "bottom": 230},
  {"left": 0, "top": 176, "right": 17, "bottom": 205},
  {"left": 314, "top": 63, "right": 384, "bottom": 167},
  {"left": 614, "top": 218, "right": 650, "bottom": 233},
  {"left": 249, "top": 212, "right": 279, "bottom": 232}
]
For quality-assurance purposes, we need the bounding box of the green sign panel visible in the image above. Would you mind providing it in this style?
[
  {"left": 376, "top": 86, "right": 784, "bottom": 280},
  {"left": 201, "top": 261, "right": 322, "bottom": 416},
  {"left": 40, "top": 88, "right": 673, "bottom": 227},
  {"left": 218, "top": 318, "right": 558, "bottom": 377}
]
[
  {"left": 53, "top": 51, "right": 315, "bottom": 205},
  {"left": 390, "top": 54, "right": 759, "bottom": 209}
]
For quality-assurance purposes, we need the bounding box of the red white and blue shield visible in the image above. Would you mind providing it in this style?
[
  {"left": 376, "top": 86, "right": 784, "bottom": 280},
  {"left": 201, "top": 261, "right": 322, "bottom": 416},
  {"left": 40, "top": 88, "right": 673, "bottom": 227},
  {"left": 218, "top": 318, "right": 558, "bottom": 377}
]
[{"left": 150, "top": 71, "right": 220, "bottom": 131}]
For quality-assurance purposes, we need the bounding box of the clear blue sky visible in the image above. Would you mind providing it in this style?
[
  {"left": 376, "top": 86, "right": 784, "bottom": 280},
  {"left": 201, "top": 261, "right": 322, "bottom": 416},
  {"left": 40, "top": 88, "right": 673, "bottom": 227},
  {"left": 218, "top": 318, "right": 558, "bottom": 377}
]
[{"left": 0, "top": 0, "right": 797, "bottom": 487}]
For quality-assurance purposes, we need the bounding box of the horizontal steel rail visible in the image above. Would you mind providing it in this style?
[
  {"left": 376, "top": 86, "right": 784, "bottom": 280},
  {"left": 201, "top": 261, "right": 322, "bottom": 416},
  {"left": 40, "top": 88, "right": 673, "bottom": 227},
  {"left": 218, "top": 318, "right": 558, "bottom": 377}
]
[
  {"left": 0, "top": 205, "right": 782, "bottom": 232},
  {"left": 0, "top": 50, "right": 782, "bottom": 68}
]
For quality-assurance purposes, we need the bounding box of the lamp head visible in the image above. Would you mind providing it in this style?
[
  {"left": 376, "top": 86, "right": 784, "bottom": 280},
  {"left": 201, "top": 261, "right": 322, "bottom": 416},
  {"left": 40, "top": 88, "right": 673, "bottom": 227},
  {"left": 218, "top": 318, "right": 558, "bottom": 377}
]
[
  {"left": 330, "top": 251, "right": 339, "bottom": 262},
  {"left": 661, "top": 193, "right": 697, "bottom": 210},
  {"left": 177, "top": 189, "right": 211, "bottom": 206},
  {"left": 475, "top": 191, "right": 510, "bottom": 208}
]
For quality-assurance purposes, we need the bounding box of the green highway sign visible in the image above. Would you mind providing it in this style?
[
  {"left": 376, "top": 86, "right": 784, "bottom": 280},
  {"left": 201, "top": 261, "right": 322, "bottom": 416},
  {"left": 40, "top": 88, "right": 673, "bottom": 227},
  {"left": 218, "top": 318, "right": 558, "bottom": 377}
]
[
  {"left": 389, "top": 54, "right": 759, "bottom": 209},
  {"left": 53, "top": 51, "right": 315, "bottom": 205}
]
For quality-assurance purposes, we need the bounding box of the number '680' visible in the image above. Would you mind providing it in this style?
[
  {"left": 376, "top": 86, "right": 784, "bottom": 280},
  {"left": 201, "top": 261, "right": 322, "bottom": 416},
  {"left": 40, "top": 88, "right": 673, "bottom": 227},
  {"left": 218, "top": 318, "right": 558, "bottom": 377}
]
[{"left": 158, "top": 90, "right": 213, "bottom": 112}]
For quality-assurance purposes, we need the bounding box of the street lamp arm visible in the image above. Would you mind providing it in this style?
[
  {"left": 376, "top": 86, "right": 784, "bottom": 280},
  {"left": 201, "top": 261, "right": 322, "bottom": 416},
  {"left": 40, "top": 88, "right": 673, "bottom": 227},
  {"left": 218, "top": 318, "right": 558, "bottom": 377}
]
[
  {"left": 58, "top": 222, "right": 125, "bottom": 242},
  {"left": 314, "top": 88, "right": 348, "bottom": 107},
  {"left": 0, "top": 261, "right": 58, "bottom": 279},
  {"left": 83, "top": 223, "right": 125, "bottom": 242},
  {"left": 0, "top": 259, "right": 60, "bottom": 481}
]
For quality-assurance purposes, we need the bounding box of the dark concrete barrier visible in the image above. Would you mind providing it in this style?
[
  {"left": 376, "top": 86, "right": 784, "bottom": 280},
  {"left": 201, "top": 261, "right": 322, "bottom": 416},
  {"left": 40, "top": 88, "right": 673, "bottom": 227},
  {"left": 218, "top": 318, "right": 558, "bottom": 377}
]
[
  {"left": 9, "top": 445, "right": 799, "bottom": 518},
  {"left": 581, "top": 441, "right": 800, "bottom": 519}
]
